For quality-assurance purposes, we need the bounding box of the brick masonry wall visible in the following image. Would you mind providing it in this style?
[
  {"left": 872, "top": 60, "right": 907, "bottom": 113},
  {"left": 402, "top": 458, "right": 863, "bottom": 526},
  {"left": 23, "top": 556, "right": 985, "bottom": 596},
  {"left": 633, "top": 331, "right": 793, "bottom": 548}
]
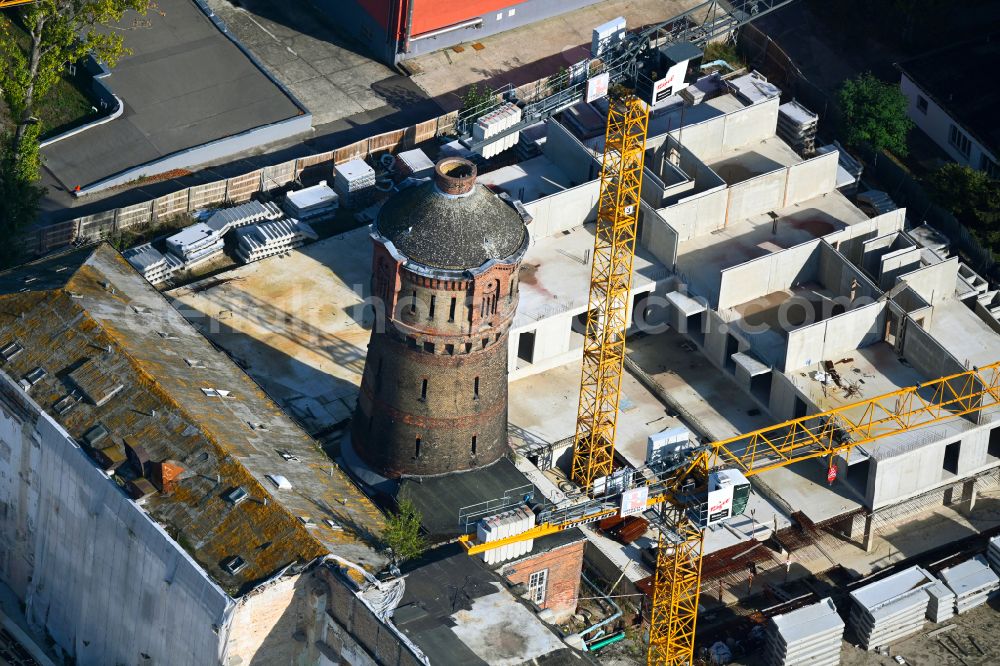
[{"left": 500, "top": 540, "right": 585, "bottom": 623}]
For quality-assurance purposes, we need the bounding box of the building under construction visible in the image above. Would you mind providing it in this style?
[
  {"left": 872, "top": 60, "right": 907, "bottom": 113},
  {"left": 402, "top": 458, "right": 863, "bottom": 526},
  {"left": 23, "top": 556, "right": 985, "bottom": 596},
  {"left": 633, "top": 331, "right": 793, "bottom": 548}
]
[
  {"left": 6, "top": 4, "right": 997, "bottom": 662},
  {"left": 170, "top": 62, "right": 1000, "bottom": 662}
]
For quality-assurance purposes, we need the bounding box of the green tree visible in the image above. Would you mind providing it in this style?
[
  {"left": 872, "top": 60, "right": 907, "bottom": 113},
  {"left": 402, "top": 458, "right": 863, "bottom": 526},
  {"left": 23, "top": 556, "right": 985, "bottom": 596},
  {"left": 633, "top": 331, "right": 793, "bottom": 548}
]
[
  {"left": 0, "top": 0, "right": 148, "bottom": 266},
  {"left": 384, "top": 499, "right": 427, "bottom": 563},
  {"left": 927, "top": 163, "right": 1000, "bottom": 248},
  {"left": 837, "top": 72, "right": 913, "bottom": 156}
]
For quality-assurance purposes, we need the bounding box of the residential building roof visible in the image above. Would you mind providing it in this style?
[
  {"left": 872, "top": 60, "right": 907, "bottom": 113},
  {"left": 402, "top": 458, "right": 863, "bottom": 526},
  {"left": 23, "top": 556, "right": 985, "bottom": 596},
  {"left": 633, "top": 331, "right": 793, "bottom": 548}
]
[{"left": 0, "top": 244, "right": 386, "bottom": 595}]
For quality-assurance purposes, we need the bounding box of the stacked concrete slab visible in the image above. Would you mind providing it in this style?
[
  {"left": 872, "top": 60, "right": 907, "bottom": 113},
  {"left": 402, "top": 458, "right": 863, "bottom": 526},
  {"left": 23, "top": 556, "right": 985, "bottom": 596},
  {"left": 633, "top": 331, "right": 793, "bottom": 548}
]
[
  {"left": 204, "top": 200, "right": 282, "bottom": 235},
  {"left": 987, "top": 535, "right": 1000, "bottom": 573},
  {"left": 395, "top": 149, "right": 435, "bottom": 179},
  {"left": 235, "top": 219, "right": 318, "bottom": 264},
  {"left": 939, "top": 556, "right": 999, "bottom": 614},
  {"left": 764, "top": 597, "right": 844, "bottom": 666},
  {"left": 123, "top": 243, "right": 182, "bottom": 285},
  {"left": 924, "top": 579, "right": 955, "bottom": 623},
  {"left": 849, "top": 566, "right": 934, "bottom": 649},
  {"left": 477, "top": 504, "right": 535, "bottom": 566},
  {"left": 777, "top": 100, "right": 818, "bottom": 156},
  {"left": 334, "top": 160, "right": 376, "bottom": 207},
  {"left": 284, "top": 181, "right": 338, "bottom": 221},
  {"left": 165, "top": 223, "right": 226, "bottom": 268}
]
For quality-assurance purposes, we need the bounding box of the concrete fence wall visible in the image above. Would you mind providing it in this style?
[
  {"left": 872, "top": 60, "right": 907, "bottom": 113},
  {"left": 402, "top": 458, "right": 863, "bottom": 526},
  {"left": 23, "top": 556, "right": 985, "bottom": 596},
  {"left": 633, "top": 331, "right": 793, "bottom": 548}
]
[{"left": 32, "top": 112, "right": 459, "bottom": 252}]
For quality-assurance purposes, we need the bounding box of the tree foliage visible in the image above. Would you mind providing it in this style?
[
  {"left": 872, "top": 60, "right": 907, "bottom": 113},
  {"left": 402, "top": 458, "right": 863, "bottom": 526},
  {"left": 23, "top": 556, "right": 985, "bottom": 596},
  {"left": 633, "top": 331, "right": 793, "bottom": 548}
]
[
  {"left": 927, "top": 163, "right": 1000, "bottom": 249},
  {"left": 0, "top": 0, "right": 147, "bottom": 267},
  {"left": 837, "top": 72, "right": 913, "bottom": 156},
  {"left": 384, "top": 499, "right": 427, "bottom": 563}
]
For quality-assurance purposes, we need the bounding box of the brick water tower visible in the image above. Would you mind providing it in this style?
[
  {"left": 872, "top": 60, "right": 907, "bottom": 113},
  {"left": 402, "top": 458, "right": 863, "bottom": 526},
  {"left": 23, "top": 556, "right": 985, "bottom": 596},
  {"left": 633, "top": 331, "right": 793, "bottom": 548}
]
[{"left": 352, "top": 157, "right": 529, "bottom": 478}]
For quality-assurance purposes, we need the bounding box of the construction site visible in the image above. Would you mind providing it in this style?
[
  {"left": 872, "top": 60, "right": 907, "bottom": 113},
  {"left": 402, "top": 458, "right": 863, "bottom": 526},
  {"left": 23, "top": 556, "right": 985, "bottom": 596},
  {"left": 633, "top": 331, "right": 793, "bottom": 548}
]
[{"left": 0, "top": 1, "right": 998, "bottom": 665}]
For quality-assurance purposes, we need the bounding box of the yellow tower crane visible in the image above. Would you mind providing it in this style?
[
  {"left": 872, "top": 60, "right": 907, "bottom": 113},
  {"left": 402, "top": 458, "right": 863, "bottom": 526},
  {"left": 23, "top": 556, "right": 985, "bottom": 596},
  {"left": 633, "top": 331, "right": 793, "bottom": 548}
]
[
  {"left": 464, "top": 361, "right": 1000, "bottom": 663},
  {"left": 570, "top": 92, "right": 649, "bottom": 490},
  {"left": 472, "top": 76, "right": 1000, "bottom": 666},
  {"left": 0, "top": 1, "right": 35, "bottom": 8}
]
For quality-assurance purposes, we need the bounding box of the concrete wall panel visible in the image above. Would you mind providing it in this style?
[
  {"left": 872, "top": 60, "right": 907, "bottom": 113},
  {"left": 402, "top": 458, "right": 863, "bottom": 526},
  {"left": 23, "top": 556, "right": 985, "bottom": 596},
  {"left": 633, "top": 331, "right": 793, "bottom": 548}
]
[
  {"left": 784, "top": 302, "right": 886, "bottom": 371},
  {"left": 717, "top": 241, "right": 819, "bottom": 311},
  {"left": 722, "top": 98, "right": 779, "bottom": 152},
  {"left": 640, "top": 205, "right": 678, "bottom": 268},
  {"left": 725, "top": 168, "right": 787, "bottom": 221},
  {"left": 658, "top": 187, "right": 727, "bottom": 241},
  {"left": 543, "top": 120, "right": 599, "bottom": 185},
  {"left": 524, "top": 180, "right": 600, "bottom": 238},
  {"left": 783, "top": 150, "right": 838, "bottom": 207},
  {"left": 899, "top": 257, "right": 959, "bottom": 307}
]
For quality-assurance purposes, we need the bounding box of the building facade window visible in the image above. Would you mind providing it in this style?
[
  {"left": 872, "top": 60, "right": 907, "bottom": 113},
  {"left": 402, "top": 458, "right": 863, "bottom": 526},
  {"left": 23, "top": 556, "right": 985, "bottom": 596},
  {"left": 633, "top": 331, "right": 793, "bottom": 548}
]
[
  {"left": 916, "top": 95, "right": 928, "bottom": 114},
  {"left": 528, "top": 569, "right": 548, "bottom": 604},
  {"left": 948, "top": 124, "right": 972, "bottom": 158},
  {"left": 980, "top": 154, "right": 1000, "bottom": 179}
]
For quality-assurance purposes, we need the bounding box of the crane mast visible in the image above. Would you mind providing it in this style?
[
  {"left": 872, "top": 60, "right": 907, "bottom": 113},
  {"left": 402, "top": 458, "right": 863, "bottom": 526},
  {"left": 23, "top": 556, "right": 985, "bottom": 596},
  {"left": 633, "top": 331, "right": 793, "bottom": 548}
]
[{"left": 571, "top": 94, "right": 649, "bottom": 490}]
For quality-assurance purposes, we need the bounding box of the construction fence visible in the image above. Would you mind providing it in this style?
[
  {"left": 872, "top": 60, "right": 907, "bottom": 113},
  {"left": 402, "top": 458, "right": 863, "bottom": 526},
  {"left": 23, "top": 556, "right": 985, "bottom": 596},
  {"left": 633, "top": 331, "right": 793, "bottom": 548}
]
[
  {"left": 737, "top": 24, "right": 998, "bottom": 280},
  {"left": 29, "top": 110, "right": 458, "bottom": 254}
]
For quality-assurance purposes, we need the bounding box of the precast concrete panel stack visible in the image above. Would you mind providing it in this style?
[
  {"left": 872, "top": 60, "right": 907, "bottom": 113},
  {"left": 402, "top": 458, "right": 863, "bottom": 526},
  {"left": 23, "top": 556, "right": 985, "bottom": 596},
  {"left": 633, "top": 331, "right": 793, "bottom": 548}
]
[
  {"left": 395, "top": 149, "right": 435, "bottom": 179},
  {"left": 939, "top": 556, "right": 1000, "bottom": 614},
  {"left": 334, "top": 160, "right": 376, "bottom": 207},
  {"left": 777, "top": 100, "right": 818, "bottom": 156},
  {"left": 204, "top": 200, "right": 282, "bottom": 235},
  {"left": 849, "top": 566, "right": 934, "bottom": 649},
  {"left": 987, "top": 535, "right": 1000, "bottom": 573},
  {"left": 235, "top": 219, "right": 318, "bottom": 264},
  {"left": 477, "top": 504, "right": 535, "bottom": 566},
  {"left": 284, "top": 180, "right": 339, "bottom": 220},
  {"left": 764, "top": 597, "right": 844, "bottom": 666},
  {"left": 474, "top": 102, "right": 522, "bottom": 159},
  {"left": 924, "top": 579, "right": 955, "bottom": 623}
]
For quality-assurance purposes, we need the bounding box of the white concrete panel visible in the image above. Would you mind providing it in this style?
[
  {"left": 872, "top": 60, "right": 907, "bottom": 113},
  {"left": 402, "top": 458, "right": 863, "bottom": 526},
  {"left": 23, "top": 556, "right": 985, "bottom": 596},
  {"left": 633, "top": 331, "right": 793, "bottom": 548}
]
[
  {"left": 879, "top": 246, "right": 922, "bottom": 290},
  {"left": 640, "top": 205, "right": 678, "bottom": 268},
  {"left": 901, "top": 314, "right": 964, "bottom": 380},
  {"left": 784, "top": 151, "right": 838, "bottom": 207},
  {"left": 658, "top": 187, "right": 727, "bottom": 241},
  {"left": 673, "top": 116, "right": 725, "bottom": 159},
  {"left": 524, "top": 180, "right": 600, "bottom": 238},
  {"left": 541, "top": 119, "right": 599, "bottom": 184},
  {"left": 722, "top": 98, "right": 779, "bottom": 152},
  {"left": 725, "top": 168, "right": 787, "bottom": 221},
  {"left": 899, "top": 257, "right": 959, "bottom": 307},
  {"left": 785, "top": 302, "right": 887, "bottom": 371}
]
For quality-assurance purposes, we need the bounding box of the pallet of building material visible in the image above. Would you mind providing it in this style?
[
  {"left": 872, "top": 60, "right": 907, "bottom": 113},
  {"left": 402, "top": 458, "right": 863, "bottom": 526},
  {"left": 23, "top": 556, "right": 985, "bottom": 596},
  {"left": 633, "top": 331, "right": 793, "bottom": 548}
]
[
  {"left": 849, "top": 566, "right": 935, "bottom": 649},
  {"left": 334, "top": 159, "right": 377, "bottom": 207},
  {"left": 939, "top": 556, "right": 1000, "bottom": 614},
  {"left": 764, "top": 597, "right": 844, "bottom": 666},
  {"left": 395, "top": 148, "right": 435, "bottom": 179}
]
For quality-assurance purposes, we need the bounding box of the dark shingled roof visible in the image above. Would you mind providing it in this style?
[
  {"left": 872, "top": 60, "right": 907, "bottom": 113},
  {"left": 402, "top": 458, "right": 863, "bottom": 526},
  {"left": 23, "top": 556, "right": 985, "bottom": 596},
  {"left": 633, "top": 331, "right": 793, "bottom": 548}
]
[
  {"left": 0, "top": 244, "right": 386, "bottom": 595},
  {"left": 375, "top": 182, "right": 527, "bottom": 271}
]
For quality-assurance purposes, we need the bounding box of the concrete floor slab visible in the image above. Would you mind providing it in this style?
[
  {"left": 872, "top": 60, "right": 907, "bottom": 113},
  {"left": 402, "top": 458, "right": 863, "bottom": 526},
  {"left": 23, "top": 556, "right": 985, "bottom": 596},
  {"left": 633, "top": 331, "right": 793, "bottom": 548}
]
[
  {"left": 706, "top": 136, "right": 803, "bottom": 184},
  {"left": 477, "top": 155, "right": 575, "bottom": 203},
  {"left": 516, "top": 222, "right": 667, "bottom": 328},
  {"left": 404, "top": 0, "right": 702, "bottom": 109},
  {"left": 509, "top": 360, "right": 675, "bottom": 469}
]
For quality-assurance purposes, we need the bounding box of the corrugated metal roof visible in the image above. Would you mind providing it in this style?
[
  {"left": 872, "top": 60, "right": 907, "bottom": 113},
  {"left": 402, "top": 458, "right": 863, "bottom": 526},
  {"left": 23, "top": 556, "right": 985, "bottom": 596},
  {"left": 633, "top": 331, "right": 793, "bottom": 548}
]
[{"left": 0, "top": 244, "right": 386, "bottom": 595}]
